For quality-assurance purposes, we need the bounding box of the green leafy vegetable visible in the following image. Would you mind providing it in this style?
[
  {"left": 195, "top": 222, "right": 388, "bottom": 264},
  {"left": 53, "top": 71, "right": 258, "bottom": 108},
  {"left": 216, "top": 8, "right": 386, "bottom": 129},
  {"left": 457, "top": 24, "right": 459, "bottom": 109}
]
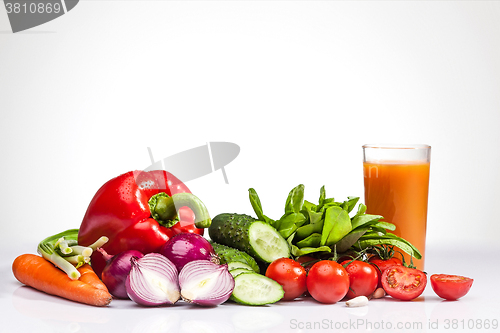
[
  {"left": 320, "top": 206, "right": 352, "bottom": 246},
  {"left": 248, "top": 184, "right": 422, "bottom": 260},
  {"left": 285, "top": 184, "right": 305, "bottom": 214},
  {"left": 296, "top": 233, "right": 322, "bottom": 248},
  {"left": 354, "top": 232, "right": 422, "bottom": 259},
  {"left": 248, "top": 188, "right": 273, "bottom": 224}
]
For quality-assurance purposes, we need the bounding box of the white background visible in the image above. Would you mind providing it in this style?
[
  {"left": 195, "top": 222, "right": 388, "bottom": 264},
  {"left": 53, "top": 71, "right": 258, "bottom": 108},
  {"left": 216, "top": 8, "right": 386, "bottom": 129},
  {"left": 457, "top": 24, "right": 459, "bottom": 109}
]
[{"left": 1, "top": 1, "right": 500, "bottom": 333}]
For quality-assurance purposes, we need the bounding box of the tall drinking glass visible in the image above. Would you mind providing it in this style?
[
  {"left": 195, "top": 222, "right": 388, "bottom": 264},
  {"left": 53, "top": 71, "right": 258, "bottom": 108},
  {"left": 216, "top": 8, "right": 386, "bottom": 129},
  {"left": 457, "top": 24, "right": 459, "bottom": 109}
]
[{"left": 363, "top": 144, "right": 431, "bottom": 270}]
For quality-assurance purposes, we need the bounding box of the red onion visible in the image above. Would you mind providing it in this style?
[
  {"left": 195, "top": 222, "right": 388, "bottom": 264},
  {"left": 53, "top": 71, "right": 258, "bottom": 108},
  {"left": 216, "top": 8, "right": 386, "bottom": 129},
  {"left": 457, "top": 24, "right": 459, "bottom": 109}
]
[
  {"left": 178, "top": 260, "right": 234, "bottom": 307},
  {"left": 126, "top": 253, "right": 180, "bottom": 306},
  {"left": 159, "top": 233, "right": 218, "bottom": 272},
  {"left": 98, "top": 248, "right": 144, "bottom": 299}
]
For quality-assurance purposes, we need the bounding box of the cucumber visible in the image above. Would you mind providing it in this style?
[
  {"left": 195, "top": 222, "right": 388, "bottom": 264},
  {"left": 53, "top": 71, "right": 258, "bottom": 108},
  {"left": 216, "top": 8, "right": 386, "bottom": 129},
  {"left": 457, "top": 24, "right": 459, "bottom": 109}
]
[
  {"left": 230, "top": 272, "right": 284, "bottom": 305},
  {"left": 228, "top": 261, "right": 254, "bottom": 272},
  {"left": 210, "top": 241, "right": 260, "bottom": 273},
  {"left": 230, "top": 268, "right": 252, "bottom": 277},
  {"left": 209, "top": 213, "right": 290, "bottom": 263}
]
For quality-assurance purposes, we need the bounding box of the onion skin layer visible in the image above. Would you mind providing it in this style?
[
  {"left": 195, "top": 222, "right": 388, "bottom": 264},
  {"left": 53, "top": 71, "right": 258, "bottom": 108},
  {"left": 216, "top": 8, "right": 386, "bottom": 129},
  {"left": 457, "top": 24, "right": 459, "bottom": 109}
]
[
  {"left": 178, "top": 260, "right": 234, "bottom": 307},
  {"left": 126, "top": 253, "right": 180, "bottom": 306}
]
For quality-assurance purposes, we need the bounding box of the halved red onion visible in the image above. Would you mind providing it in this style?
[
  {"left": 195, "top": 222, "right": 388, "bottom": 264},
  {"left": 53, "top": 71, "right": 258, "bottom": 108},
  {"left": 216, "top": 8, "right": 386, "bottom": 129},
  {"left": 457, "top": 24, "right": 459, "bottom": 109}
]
[
  {"left": 178, "top": 260, "right": 235, "bottom": 307},
  {"left": 126, "top": 253, "right": 180, "bottom": 306}
]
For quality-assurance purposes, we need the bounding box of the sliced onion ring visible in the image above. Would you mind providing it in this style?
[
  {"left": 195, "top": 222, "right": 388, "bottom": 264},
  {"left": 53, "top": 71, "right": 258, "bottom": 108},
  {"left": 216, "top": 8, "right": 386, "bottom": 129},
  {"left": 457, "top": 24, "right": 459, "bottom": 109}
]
[
  {"left": 178, "top": 260, "right": 234, "bottom": 307},
  {"left": 126, "top": 253, "right": 180, "bottom": 306}
]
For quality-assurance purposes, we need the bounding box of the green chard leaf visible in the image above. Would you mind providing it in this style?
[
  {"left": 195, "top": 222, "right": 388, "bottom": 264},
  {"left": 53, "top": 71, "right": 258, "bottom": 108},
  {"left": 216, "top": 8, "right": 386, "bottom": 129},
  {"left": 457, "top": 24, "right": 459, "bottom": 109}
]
[
  {"left": 285, "top": 184, "right": 305, "bottom": 214},
  {"left": 320, "top": 206, "right": 352, "bottom": 246},
  {"left": 319, "top": 199, "right": 339, "bottom": 212},
  {"left": 294, "top": 213, "right": 324, "bottom": 241},
  {"left": 248, "top": 188, "right": 275, "bottom": 226},
  {"left": 296, "top": 233, "right": 322, "bottom": 248},
  {"left": 355, "top": 232, "right": 422, "bottom": 259},
  {"left": 302, "top": 200, "right": 317, "bottom": 214},
  {"left": 351, "top": 213, "right": 384, "bottom": 229},
  {"left": 291, "top": 245, "right": 331, "bottom": 257},
  {"left": 341, "top": 196, "right": 360, "bottom": 214},
  {"left": 334, "top": 227, "right": 370, "bottom": 253},
  {"left": 370, "top": 227, "right": 389, "bottom": 235},
  {"left": 318, "top": 186, "right": 326, "bottom": 208},
  {"left": 301, "top": 202, "right": 324, "bottom": 232},
  {"left": 295, "top": 224, "right": 315, "bottom": 240},
  {"left": 354, "top": 203, "right": 367, "bottom": 217},
  {"left": 278, "top": 212, "right": 307, "bottom": 239},
  {"left": 371, "top": 221, "right": 396, "bottom": 231}
]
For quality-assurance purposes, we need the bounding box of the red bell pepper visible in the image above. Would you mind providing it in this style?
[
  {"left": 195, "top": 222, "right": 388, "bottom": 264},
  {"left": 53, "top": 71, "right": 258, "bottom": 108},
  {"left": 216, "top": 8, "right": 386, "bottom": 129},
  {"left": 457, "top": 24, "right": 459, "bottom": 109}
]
[{"left": 78, "top": 170, "right": 211, "bottom": 278}]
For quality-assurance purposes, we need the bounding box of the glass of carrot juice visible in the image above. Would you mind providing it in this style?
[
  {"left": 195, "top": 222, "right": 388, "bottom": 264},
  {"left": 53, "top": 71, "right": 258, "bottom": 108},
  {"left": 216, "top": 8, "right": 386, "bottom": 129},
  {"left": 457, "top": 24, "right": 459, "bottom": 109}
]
[{"left": 363, "top": 144, "right": 431, "bottom": 270}]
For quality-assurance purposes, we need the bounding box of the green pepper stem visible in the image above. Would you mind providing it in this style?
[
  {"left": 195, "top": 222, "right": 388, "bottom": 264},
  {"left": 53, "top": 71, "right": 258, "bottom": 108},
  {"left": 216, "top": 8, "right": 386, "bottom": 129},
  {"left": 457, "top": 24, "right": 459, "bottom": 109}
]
[{"left": 149, "top": 192, "right": 211, "bottom": 228}]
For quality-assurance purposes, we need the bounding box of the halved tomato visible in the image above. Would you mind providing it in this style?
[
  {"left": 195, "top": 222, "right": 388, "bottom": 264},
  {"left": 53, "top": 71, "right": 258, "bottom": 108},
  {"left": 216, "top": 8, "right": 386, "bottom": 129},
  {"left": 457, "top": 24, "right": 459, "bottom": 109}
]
[
  {"left": 381, "top": 266, "right": 427, "bottom": 301},
  {"left": 430, "top": 274, "right": 473, "bottom": 300},
  {"left": 368, "top": 256, "right": 403, "bottom": 289}
]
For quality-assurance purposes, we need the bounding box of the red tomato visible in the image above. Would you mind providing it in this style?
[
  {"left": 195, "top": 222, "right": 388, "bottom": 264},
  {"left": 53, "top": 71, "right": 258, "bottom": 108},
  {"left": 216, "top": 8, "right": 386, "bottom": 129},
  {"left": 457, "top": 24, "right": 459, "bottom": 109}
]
[
  {"left": 341, "top": 260, "right": 379, "bottom": 299},
  {"left": 430, "top": 274, "right": 473, "bottom": 300},
  {"left": 381, "top": 266, "right": 427, "bottom": 301},
  {"left": 295, "top": 255, "right": 317, "bottom": 273},
  {"left": 368, "top": 256, "right": 403, "bottom": 288},
  {"left": 265, "top": 258, "right": 307, "bottom": 301},
  {"left": 306, "top": 260, "right": 350, "bottom": 304}
]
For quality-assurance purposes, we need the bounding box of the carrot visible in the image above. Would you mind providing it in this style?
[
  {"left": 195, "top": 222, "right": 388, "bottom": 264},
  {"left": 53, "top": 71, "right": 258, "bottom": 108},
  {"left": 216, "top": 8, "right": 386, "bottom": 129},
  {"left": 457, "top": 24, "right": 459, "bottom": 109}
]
[
  {"left": 12, "top": 254, "right": 112, "bottom": 307},
  {"left": 78, "top": 264, "right": 109, "bottom": 292}
]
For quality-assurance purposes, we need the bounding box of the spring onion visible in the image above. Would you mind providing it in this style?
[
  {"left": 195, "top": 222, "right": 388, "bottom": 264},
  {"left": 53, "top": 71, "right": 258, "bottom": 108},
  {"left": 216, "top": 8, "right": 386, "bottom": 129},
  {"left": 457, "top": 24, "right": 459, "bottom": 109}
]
[{"left": 37, "top": 229, "right": 108, "bottom": 280}]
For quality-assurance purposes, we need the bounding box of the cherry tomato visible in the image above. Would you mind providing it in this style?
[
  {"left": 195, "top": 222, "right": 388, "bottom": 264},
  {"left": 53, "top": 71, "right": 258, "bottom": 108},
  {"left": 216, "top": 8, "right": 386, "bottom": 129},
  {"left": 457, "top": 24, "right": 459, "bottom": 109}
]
[
  {"left": 306, "top": 260, "right": 350, "bottom": 304},
  {"left": 381, "top": 266, "right": 427, "bottom": 301},
  {"left": 430, "top": 274, "right": 473, "bottom": 300},
  {"left": 295, "top": 255, "right": 317, "bottom": 273},
  {"left": 368, "top": 256, "right": 403, "bottom": 288},
  {"left": 341, "top": 260, "right": 379, "bottom": 299},
  {"left": 294, "top": 256, "right": 318, "bottom": 297},
  {"left": 265, "top": 258, "right": 307, "bottom": 301}
]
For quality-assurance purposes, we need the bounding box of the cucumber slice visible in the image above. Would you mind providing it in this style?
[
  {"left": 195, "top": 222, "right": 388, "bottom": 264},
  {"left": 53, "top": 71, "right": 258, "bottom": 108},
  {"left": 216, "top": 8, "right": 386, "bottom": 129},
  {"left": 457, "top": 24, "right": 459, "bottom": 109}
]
[
  {"left": 230, "top": 268, "right": 252, "bottom": 277},
  {"left": 228, "top": 262, "right": 254, "bottom": 272},
  {"left": 230, "top": 273, "right": 284, "bottom": 306},
  {"left": 249, "top": 221, "right": 290, "bottom": 262},
  {"left": 209, "top": 213, "right": 290, "bottom": 263}
]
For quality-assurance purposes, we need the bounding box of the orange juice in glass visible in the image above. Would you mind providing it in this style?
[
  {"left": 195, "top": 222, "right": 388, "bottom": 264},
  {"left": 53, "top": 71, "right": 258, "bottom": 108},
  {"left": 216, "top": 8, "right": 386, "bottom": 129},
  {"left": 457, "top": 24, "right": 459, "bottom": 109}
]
[{"left": 363, "top": 144, "right": 431, "bottom": 270}]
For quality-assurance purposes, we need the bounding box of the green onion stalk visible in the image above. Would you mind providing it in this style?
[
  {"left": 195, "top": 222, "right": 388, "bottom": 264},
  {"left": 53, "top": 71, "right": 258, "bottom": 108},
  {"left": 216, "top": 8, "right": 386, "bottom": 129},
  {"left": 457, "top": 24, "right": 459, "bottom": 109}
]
[{"left": 37, "top": 229, "right": 108, "bottom": 280}]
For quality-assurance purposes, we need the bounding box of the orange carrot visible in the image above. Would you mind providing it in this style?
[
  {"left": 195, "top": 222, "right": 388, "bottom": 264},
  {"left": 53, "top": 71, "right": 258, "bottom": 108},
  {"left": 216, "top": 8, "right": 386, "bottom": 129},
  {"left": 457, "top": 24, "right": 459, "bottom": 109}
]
[
  {"left": 12, "top": 254, "right": 112, "bottom": 307},
  {"left": 78, "top": 264, "right": 109, "bottom": 292}
]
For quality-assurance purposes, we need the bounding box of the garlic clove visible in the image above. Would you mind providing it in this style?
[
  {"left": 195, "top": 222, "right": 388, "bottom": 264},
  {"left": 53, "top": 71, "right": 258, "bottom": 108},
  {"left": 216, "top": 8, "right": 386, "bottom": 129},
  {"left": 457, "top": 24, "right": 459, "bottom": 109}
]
[{"left": 346, "top": 296, "right": 369, "bottom": 307}]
